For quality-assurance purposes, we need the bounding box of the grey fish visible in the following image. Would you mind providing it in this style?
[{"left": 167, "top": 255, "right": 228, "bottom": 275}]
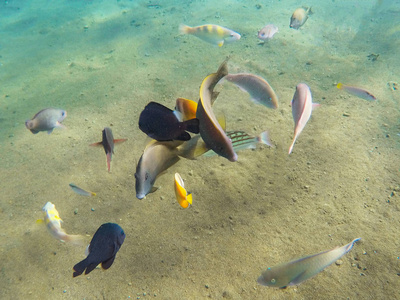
[
  {"left": 223, "top": 73, "right": 279, "bottom": 109},
  {"left": 25, "top": 108, "right": 67, "bottom": 134},
  {"left": 257, "top": 238, "right": 361, "bottom": 288},
  {"left": 69, "top": 183, "right": 96, "bottom": 197}
]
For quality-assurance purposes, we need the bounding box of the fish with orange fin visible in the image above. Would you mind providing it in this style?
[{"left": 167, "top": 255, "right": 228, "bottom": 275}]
[
  {"left": 174, "top": 98, "right": 198, "bottom": 121},
  {"left": 174, "top": 173, "right": 192, "bottom": 208},
  {"left": 90, "top": 127, "right": 127, "bottom": 172}
]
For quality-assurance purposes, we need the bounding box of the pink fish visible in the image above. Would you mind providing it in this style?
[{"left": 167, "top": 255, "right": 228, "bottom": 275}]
[
  {"left": 289, "top": 83, "right": 318, "bottom": 154},
  {"left": 258, "top": 24, "right": 278, "bottom": 40}
]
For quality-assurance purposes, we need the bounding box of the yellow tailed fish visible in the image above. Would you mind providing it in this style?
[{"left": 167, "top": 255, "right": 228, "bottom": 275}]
[
  {"left": 257, "top": 238, "right": 361, "bottom": 288},
  {"left": 336, "top": 83, "right": 376, "bottom": 101},
  {"left": 196, "top": 61, "right": 237, "bottom": 162},
  {"left": 174, "top": 173, "right": 192, "bottom": 208},
  {"left": 69, "top": 183, "right": 96, "bottom": 197},
  {"left": 174, "top": 98, "right": 198, "bottom": 121},
  {"left": 39, "top": 202, "right": 83, "bottom": 244},
  {"left": 179, "top": 24, "right": 241, "bottom": 47}
]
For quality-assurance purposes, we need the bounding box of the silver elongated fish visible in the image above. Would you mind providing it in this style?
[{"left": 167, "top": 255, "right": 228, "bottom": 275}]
[
  {"left": 223, "top": 73, "right": 279, "bottom": 109},
  {"left": 336, "top": 83, "right": 376, "bottom": 101},
  {"left": 69, "top": 183, "right": 96, "bottom": 197},
  {"left": 257, "top": 238, "right": 361, "bottom": 288}
]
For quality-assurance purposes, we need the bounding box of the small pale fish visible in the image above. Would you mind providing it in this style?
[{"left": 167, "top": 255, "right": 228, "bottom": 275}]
[
  {"left": 90, "top": 127, "right": 127, "bottom": 172},
  {"left": 196, "top": 61, "right": 238, "bottom": 162},
  {"left": 179, "top": 24, "right": 241, "bottom": 47},
  {"left": 257, "top": 238, "right": 361, "bottom": 288},
  {"left": 258, "top": 24, "right": 278, "bottom": 41},
  {"left": 203, "top": 130, "right": 272, "bottom": 157},
  {"left": 25, "top": 108, "right": 67, "bottom": 134},
  {"left": 69, "top": 183, "right": 96, "bottom": 197},
  {"left": 135, "top": 140, "right": 183, "bottom": 199},
  {"left": 290, "top": 7, "right": 312, "bottom": 30},
  {"left": 40, "top": 202, "right": 83, "bottom": 244},
  {"left": 174, "top": 98, "right": 198, "bottom": 121},
  {"left": 337, "top": 83, "right": 376, "bottom": 101},
  {"left": 289, "top": 83, "right": 318, "bottom": 154},
  {"left": 223, "top": 73, "right": 279, "bottom": 109},
  {"left": 174, "top": 173, "right": 193, "bottom": 208}
]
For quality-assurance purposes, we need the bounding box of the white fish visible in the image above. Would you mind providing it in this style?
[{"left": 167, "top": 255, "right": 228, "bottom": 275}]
[
  {"left": 257, "top": 238, "right": 361, "bottom": 288},
  {"left": 289, "top": 83, "right": 318, "bottom": 154},
  {"left": 258, "top": 24, "right": 278, "bottom": 40}
]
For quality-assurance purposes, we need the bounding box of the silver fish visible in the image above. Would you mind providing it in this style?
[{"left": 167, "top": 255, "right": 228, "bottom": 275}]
[
  {"left": 25, "top": 108, "right": 67, "bottom": 134},
  {"left": 258, "top": 24, "right": 278, "bottom": 40},
  {"left": 337, "top": 83, "right": 376, "bottom": 101},
  {"left": 223, "top": 73, "right": 279, "bottom": 109},
  {"left": 257, "top": 238, "right": 361, "bottom": 288},
  {"left": 69, "top": 183, "right": 96, "bottom": 197}
]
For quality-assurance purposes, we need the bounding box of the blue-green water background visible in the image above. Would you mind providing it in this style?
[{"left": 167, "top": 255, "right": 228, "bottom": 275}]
[{"left": 1, "top": 0, "right": 399, "bottom": 299}]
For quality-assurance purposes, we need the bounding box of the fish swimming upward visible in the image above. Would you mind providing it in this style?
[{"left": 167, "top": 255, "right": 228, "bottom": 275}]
[
  {"left": 90, "top": 127, "right": 127, "bottom": 172},
  {"left": 257, "top": 238, "right": 361, "bottom": 288},
  {"left": 179, "top": 24, "right": 241, "bottom": 47},
  {"left": 139, "top": 101, "right": 199, "bottom": 141},
  {"left": 289, "top": 83, "right": 318, "bottom": 154},
  {"left": 222, "top": 73, "right": 279, "bottom": 109},
  {"left": 73, "top": 223, "right": 125, "bottom": 277},
  {"left": 25, "top": 108, "right": 67, "bottom": 134},
  {"left": 196, "top": 61, "right": 238, "bottom": 162},
  {"left": 40, "top": 202, "right": 83, "bottom": 244},
  {"left": 290, "top": 7, "right": 312, "bottom": 30}
]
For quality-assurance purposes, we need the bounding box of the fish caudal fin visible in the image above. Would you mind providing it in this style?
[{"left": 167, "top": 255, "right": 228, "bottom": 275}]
[
  {"left": 179, "top": 24, "right": 191, "bottom": 34},
  {"left": 288, "top": 135, "right": 298, "bottom": 154},
  {"left": 106, "top": 153, "right": 111, "bottom": 172},
  {"left": 73, "top": 258, "right": 88, "bottom": 278},
  {"left": 187, "top": 193, "right": 193, "bottom": 205},
  {"left": 65, "top": 234, "right": 84, "bottom": 246},
  {"left": 89, "top": 141, "right": 103, "bottom": 147},
  {"left": 184, "top": 118, "right": 200, "bottom": 134},
  {"left": 258, "top": 131, "right": 274, "bottom": 147}
]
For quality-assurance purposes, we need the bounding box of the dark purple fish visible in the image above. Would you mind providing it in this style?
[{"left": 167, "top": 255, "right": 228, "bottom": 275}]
[
  {"left": 25, "top": 108, "right": 67, "bottom": 134},
  {"left": 90, "top": 127, "right": 127, "bottom": 172},
  {"left": 73, "top": 223, "right": 125, "bottom": 277},
  {"left": 139, "top": 101, "right": 199, "bottom": 141},
  {"left": 258, "top": 24, "right": 278, "bottom": 40}
]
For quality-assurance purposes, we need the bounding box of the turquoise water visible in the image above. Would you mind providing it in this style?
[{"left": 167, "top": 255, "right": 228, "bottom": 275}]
[{"left": 1, "top": 0, "right": 399, "bottom": 299}]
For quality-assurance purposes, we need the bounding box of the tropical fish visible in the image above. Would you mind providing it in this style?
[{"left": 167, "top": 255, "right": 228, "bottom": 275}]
[
  {"left": 73, "top": 223, "right": 125, "bottom": 277},
  {"left": 289, "top": 83, "right": 318, "bottom": 154},
  {"left": 139, "top": 101, "right": 199, "bottom": 141},
  {"left": 174, "top": 173, "right": 192, "bottom": 208},
  {"left": 40, "top": 202, "right": 82, "bottom": 244},
  {"left": 69, "top": 183, "right": 96, "bottom": 197},
  {"left": 290, "top": 7, "right": 312, "bottom": 30},
  {"left": 203, "top": 130, "right": 272, "bottom": 157},
  {"left": 25, "top": 108, "right": 67, "bottom": 134},
  {"left": 89, "top": 127, "right": 127, "bottom": 172},
  {"left": 196, "top": 61, "right": 238, "bottom": 162},
  {"left": 258, "top": 24, "right": 278, "bottom": 40},
  {"left": 174, "top": 98, "right": 198, "bottom": 121},
  {"left": 336, "top": 83, "right": 376, "bottom": 101},
  {"left": 222, "top": 73, "right": 279, "bottom": 109},
  {"left": 179, "top": 24, "right": 241, "bottom": 47},
  {"left": 135, "top": 140, "right": 183, "bottom": 199},
  {"left": 257, "top": 238, "right": 361, "bottom": 288}
]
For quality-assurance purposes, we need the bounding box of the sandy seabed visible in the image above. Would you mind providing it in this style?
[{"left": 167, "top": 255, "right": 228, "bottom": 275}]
[{"left": 0, "top": 0, "right": 399, "bottom": 299}]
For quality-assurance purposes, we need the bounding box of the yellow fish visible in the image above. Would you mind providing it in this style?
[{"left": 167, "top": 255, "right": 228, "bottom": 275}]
[
  {"left": 179, "top": 24, "right": 241, "bottom": 47},
  {"left": 39, "top": 202, "right": 82, "bottom": 244},
  {"left": 174, "top": 98, "right": 198, "bottom": 121},
  {"left": 174, "top": 173, "right": 192, "bottom": 208}
]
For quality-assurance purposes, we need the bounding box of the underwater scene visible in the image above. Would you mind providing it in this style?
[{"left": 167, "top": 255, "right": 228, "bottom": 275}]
[{"left": 1, "top": 0, "right": 399, "bottom": 299}]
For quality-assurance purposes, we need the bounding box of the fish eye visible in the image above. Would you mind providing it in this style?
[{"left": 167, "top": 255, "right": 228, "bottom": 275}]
[
  {"left": 271, "top": 278, "right": 276, "bottom": 284},
  {"left": 61, "top": 111, "right": 65, "bottom": 116}
]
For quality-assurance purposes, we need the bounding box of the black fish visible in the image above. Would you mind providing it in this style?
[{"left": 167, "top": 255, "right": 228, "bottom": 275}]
[
  {"left": 139, "top": 101, "right": 199, "bottom": 141},
  {"left": 73, "top": 223, "right": 125, "bottom": 277}
]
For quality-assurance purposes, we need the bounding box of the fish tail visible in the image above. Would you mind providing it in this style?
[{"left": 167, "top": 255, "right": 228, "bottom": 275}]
[
  {"left": 258, "top": 131, "right": 274, "bottom": 147},
  {"left": 73, "top": 257, "right": 88, "bottom": 278},
  {"left": 336, "top": 83, "right": 343, "bottom": 90},
  {"left": 106, "top": 153, "right": 111, "bottom": 172},
  {"left": 183, "top": 118, "right": 200, "bottom": 134},
  {"left": 179, "top": 24, "right": 191, "bottom": 34},
  {"left": 65, "top": 234, "right": 84, "bottom": 246},
  {"left": 187, "top": 192, "right": 193, "bottom": 205},
  {"left": 288, "top": 135, "right": 298, "bottom": 154},
  {"left": 90, "top": 192, "right": 97, "bottom": 196}
]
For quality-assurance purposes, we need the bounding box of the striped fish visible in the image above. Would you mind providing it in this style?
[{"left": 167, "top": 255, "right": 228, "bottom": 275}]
[{"left": 179, "top": 24, "right": 241, "bottom": 47}]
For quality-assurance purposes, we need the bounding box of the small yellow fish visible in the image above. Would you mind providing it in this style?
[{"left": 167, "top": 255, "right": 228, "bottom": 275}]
[
  {"left": 290, "top": 7, "right": 312, "bottom": 30},
  {"left": 174, "top": 98, "right": 198, "bottom": 121},
  {"left": 179, "top": 24, "right": 241, "bottom": 47},
  {"left": 40, "top": 202, "right": 82, "bottom": 244},
  {"left": 174, "top": 173, "right": 192, "bottom": 208}
]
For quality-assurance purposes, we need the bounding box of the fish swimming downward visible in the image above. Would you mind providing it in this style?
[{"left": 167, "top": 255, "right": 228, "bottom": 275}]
[
  {"left": 40, "top": 202, "right": 83, "bottom": 244},
  {"left": 257, "top": 238, "right": 361, "bottom": 288},
  {"left": 90, "top": 127, "right": 127, "bottom": 172},
  {"left": 290, "top": 7, "right": 312, "bottom": 30},
  {"left": 139, "top": 101, "right": 199, "bottom": 141},
  {"left": 174, "top": 173, "right": 193, "bottom": 208},
  {"left": 25, "top": 108, "right": 67, "bottom": 134},
  {"left": 73, "top": 223, "right": 125, "bottom": 277},
  {"left": 179, "top": 24, "right": 241, "bottom": 47},
  {"left": 289, "top": 83, "right": 319, "bottom": 154}
]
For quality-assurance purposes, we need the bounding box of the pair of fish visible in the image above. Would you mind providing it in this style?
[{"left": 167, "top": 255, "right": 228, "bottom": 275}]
[
  {"left": 258, "top": 238, "right": 361, "bottom": 288},
  {"left": 179, "top": 24, "right": 241, "bottom": 47},
  {"left": 39, "top": 202, "right": 83, "bottom": 244},
  {"left": 139, "top": 101, "right": 199, "bottom": 141},
  {"left": 73, "top": 223, "right": 125, "bottom": 277},
  {"left": 25, "top": 108, "right": 67, "bottom": 134},
  {"left": 290, "top": 7, "right": 312, "bottom": 30},
  {"left": 90, "top": 127, "right": 127, "bottom": 172}
]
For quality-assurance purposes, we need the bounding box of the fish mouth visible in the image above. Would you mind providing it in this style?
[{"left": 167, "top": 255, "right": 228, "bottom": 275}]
[{"left": 136, "top": 193, "right": 145, "bottom": 200}]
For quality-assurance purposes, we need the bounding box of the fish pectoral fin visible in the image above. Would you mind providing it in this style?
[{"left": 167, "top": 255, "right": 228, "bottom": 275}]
[
  {"left": 113, "top": 138, "right": 127, "bottom": 144},
  {"left": 218, "top": 40, "right": 224, "bottom": 47},
  {"left": 47, "top": 128, "right": 54, "bottom": 134},
  {"left": 288, "top": 270, "right": 307, "bottom": 286},
  {"left": 36, "top": 219, "right": 44, "bottom": 224},
  {"left": 101, "top": 255, "right": 116, "bottom": 270},
  {"left": 150, "top": 186, "right": 159, "bottom": 193},
  {"left": 89, "top": 141, "right": 103, "bottom": 147}
]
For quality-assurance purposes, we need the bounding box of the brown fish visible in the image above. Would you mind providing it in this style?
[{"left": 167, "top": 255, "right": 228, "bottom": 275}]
[
  {"left": 90, "top": 127, "right": 127, "bottom": 172},
  {"left": 290, "top": 7, "right": 312, "bottom": 30}
]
